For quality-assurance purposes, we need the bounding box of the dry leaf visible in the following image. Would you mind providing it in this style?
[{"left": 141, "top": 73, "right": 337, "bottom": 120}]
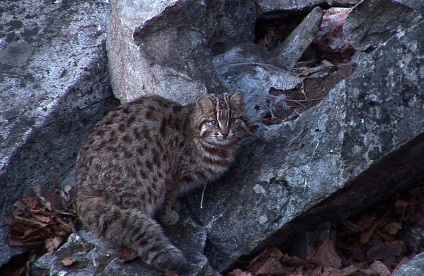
[
  {"left": 33, "top": 185, "right": 68, "bottom": 214},
  {"left": 61, "top": 257, "right": 77, "bottom": 267},
  {"left": 7, "top": 234, "right": 25, "bottom": 247},
  {"left": 33, "top": 214, "right": 52, "bottom": 224},
  {"left": 360, "top": 219, "right": 384, "bottom": 244},
  {"left": 45, "top": 236, "right": 63, "bottom": 254},
  {"left": 341, "top": 216, "right": 375, "bottom": 233},
  {"left": 307, "top": 241, "right": 342, "bottom": 268},
  {"left": 395, "top": 199, "right": 409, "bottom": 209},
  {"left": 247, "top": 247, "right": 286, "bottom": 274},
  {"left": 227, "top": 269, "right": 252, "bottom": 276},
  {"left": 254, "top": 258, "right": 286, "bottom": 275},
  {"left": 280, "top": 254, "right": 314, "bottom": 267},
  {"left": 383, "top": 222, "right": 402, "bottom": 235},
  {"left": 368, "top": 260, "right": 390, "bottom": 276},
  {"left": 21, "top": 195, "right": 39, "bottom": 209}
]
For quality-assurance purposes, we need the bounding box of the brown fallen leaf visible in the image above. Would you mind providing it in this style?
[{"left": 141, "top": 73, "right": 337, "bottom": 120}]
[
  {"left": 12, "top": 216, "right": 48, "bottom": 228},
  {"left": 358, "top": 260, "right": 391, "bottom": 276},
  {"left": 163, "top": 271, "right": 179, "bottom": 276},
  {"left": 46, "top": 236, "right": 63, "bottom": 254},
  {"left": 33, "top": 185, "right": 74, "bottom": 216},
  {"left": 227, "top": 269, "right": 252, "bottom": 276},
  {"left": 254, "top": 257, "right": 286, "bottom": 275},
  {"left": 369, "top": 260, "right": 390, "bottom": 276},
  {"left": 360, "top": 219, "right": 385, "bottom": 245},
  {"left": 341, "top": 216, "right": 375, "bottom": 234},
  {"left": 7, "top": 234, "right": 25, "bottom": 247},
  {"left": 12, "top": 201, "right": 27, "bottom": 216},
  {"left": 307, "top": 240, "right": 342, "bottom": 268},
  {"left": 21, "top": 195, "right": 39, "bottom": 209},
  {"left": 395, "top": 199, "right": 409, "bottom": 209},
  {"left": 280, "top": 253, "right": 314, "bottom": 267},
  {"left": 247, "top": 247, "right": 284, "bottom": 273},
  {"left": 383, "top": 222, "right": 402, "bottom": 235},
  {"left": 61, "top": 257, "right": 77, "bottom": 267},
  {"left": 33, "top": 214, "right": 52, "bottom": 224}
]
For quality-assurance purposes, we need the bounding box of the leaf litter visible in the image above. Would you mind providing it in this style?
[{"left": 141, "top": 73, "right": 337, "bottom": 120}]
[
  {"left": 228, "top": 185, "right": 424, "bottom": 276},
  {"left": 5, "top": 184, "right": 78, "bottom": 275}
]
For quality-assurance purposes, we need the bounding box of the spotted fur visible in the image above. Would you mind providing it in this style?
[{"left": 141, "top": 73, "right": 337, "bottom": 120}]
[{"left": 76, "top": 93, "right": 248, "bottom": 272}]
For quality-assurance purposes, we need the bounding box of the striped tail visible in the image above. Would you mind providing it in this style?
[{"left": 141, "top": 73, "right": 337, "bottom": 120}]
[{"left": 76, "top": 195, "right": 187, "bottom": 271}]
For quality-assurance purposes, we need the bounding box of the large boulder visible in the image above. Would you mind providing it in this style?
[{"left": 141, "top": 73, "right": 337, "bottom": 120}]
[
  {"left": 192, "top": 16, "right": 424, "bottom": 270},
  {"left": 107, "top": 0, "right": 256, "bottom": 104},
  {"left": 4, "top": 0, "right": 424, "bottom": 275},
  {"left": 343, "top": 0, "right": 421, "bottom": 51},
  {"left": 0, "top": 0, "right": 117, "bottom": 267}
]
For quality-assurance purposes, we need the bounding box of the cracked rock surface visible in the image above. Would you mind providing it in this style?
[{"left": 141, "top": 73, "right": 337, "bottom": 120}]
[{"left": 1, "top": 0, "right": 424, "bottom": 275}]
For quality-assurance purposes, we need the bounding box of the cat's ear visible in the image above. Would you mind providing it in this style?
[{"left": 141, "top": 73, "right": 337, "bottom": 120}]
[
  {"left": 230, "top": 92, "right": 244, "bottom": 110},
  {"left": 196, "top": 95, "right": 214, "bottom": 113}
]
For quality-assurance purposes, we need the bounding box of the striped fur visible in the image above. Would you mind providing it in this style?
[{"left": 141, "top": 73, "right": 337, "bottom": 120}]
[{"left": 76, "top": 93, "right": 248, "bottom": 272}]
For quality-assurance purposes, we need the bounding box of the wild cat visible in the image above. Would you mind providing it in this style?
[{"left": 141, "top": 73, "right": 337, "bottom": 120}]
[{"left": 76, "top": 92, "right": 248, "bottom": 271}]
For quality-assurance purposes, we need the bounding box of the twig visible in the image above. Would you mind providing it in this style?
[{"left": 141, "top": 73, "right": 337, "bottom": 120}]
[{"left": 200, "top": 184, "right": 207, "bottom": 209}]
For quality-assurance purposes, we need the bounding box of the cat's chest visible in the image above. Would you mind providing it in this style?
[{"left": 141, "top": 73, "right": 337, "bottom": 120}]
[{"left": 175, "top": 143, "right": 234, "bottom": 187}]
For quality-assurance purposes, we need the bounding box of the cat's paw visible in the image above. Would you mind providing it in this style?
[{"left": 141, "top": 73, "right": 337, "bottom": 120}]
[
  {"left": 158, "top": 248, "right": 188, "bottom": 273},
  {"left": 159, "top": 210, "right": 180, "bottom": 225}
]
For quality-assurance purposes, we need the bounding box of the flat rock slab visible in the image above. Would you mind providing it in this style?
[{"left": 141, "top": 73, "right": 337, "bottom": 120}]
[
  {"left": 0, "top": 0, "right": 117, "bottom": 267},
  {"left": 273, "top": 6, "right": 324, "bottom": 70},
  {"left": 255, "top": 0, "right": 360, "bottom": 14},
  {"left": 343, "top": 0, "right": 422, "bottom": 51},
  {"left": 187, "top": 19, "right": 424, "bottom": 272}
]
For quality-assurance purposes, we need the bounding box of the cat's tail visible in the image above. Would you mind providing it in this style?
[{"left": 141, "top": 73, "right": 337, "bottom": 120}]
[{"left": 76, "top": 195, "right": 187, "bottom": 272}]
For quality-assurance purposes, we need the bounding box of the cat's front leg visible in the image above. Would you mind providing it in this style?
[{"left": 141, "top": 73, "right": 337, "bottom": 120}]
[{"left": 158, "top": 187, "right": 180, "bottom": 225}]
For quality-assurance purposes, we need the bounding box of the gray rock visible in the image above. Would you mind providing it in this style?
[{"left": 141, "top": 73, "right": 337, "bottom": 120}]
[
  {"left": 33, "top": 231, "right": 161, "bottom": 276},
  {"left": 213, "top": 43, "right": 303, "bottom": 121},
  {"left": 273, "top": 6, "right": 324, "bottom": 70},
  {"left": 3, "top": 0, "right": 424, "bottom": 274},
  {"left": 187, "top": 19, "right": 424, "bottom": 272},
  {"left": 343, "top": 0, "right": 422, "bottom": 51},
  {"left": 393, "top": 252, "right": 424, "bottom": 276},
  {"left": 398, "top": 0, "right": 424, "bottom": 16},
  {"left": 0, "top": 40, "right": 33, "bottom": 66},
  {"left": 0, "top": 0, "right": 117, "bottom": 267},
  {"left": 107, "top": 0, "right": 256, "bottom": 104},
  {"left": 33, "top": 218, "right": 219, "bottom": 276},
  {"left": 255, "top": 0, "right": 360, "bottom": 14}
]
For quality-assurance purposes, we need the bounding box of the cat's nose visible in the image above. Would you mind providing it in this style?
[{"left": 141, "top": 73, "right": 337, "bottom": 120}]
[{"left": 221, "top": 129, "right": 229, "bottom": 138}]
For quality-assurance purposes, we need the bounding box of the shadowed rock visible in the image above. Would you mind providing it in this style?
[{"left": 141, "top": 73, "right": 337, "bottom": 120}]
[
  {"left": 0, "top": 1, "right": 117, "bottom": 267},
  {"left": 2, "top": 0, "right": 424, "bottom": 274}
]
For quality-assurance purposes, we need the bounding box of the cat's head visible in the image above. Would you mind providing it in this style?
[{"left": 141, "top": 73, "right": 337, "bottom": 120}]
[{"left": 194, "top": 92, "right": 248, "bottom": 145}]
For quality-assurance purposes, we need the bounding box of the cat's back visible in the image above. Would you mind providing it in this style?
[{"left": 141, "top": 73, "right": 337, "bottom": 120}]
[{"left": 77, "top": 96, "right": 190, "bottom": 194}]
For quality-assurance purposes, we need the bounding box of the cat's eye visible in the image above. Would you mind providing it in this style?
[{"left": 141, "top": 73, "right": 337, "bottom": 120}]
[
  {"left": 210, "top": 120, "right": 219, "bottom": 126},
  {"left": 229, "top": 118, "right": 236, "bottom": 124}
]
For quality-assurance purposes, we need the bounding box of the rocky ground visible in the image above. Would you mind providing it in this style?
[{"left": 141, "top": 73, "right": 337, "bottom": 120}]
[
  {"left": 1, "top": 0, "right": 424, "bottom": 275},
  {"left": 229, "top": 184, "right": 424, "bottom": 276},
  {"left": 2, "top": 182, "right": 423, "bottom": 275}
]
